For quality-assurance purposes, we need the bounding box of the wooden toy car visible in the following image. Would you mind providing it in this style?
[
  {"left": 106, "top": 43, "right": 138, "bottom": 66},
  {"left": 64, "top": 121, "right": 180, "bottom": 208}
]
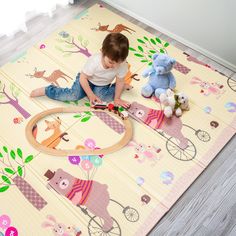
[
  {"left": 91, "top": 102, "right": 107, "bottom": 110},
  {"left": 119, "top": 110, "right": 129, "bottom": 120}
]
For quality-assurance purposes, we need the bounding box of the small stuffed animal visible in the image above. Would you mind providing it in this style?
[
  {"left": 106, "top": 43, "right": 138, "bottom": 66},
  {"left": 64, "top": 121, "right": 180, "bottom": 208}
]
[
  {"left": 159, "top": 89, "right": 176, "bottom": 117},
  {"left": 160, "top": 89, "right": 189, "bottom": 117},
  {"left": 141, "top": 53, "right": 176, "bottom": 98},
  {"left": 175, "top": 92, "right": 190, "bottom": 116}
]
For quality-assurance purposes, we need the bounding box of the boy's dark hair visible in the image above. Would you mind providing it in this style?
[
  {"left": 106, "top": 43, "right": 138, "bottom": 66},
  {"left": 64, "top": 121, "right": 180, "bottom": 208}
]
[{"left": 102, "top": 33, "right": 129, "bottom": 62}]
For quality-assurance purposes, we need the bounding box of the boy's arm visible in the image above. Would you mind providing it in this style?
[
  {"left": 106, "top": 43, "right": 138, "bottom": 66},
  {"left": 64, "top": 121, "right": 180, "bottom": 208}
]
[
  {"left": 80, "top": 72, "right": 102, "bottom": 104},
  {"left": 114, "top": 78, "right": 130, "bottom": 108}
]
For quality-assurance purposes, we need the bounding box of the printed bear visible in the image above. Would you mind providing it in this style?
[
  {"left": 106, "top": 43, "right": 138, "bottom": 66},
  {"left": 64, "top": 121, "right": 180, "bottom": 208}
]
[{"left": 45, "top": 168, "right": 113, "bottom": 232}]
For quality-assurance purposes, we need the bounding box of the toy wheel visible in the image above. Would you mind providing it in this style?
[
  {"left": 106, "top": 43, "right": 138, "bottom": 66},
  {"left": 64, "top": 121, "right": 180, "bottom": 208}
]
[
  {"left": 88, "top": 216, "right": 121, "bottom": 236},
  {"left": 195, "top": 130, "right": 211, "bottom": 142},
  {"left": 123, "top": 206, "right": 139, "bottom": 222},
  {"left": 227, "top": 78, "right": 236, "bottom": 92},
  {"left": 166, "top": 137, "right": 196, "bottom": 161}
]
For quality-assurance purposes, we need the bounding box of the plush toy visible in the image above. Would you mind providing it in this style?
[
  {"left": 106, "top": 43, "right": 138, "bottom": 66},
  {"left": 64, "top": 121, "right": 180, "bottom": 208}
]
[
  {"left": 175, "top": 92, "right": 190, "bottom": 115},
  {"left": 160, "top": 89, "right": 190, "bottom": 117},
  {"left": 141, "top": 53, "right": 176, "bottom": 98}
]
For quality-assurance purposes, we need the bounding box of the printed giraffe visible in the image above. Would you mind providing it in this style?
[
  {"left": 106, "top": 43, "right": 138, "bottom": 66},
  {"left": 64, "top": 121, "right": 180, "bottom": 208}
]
[
  {"left": 26, "top": 68, "right": 73, "bottom": 86},
  {"left": 91, "top": 22, "right": 136, "bottom": 34},
  {"left": 41, "top": 117, "right": 69, "bottom": 149}
]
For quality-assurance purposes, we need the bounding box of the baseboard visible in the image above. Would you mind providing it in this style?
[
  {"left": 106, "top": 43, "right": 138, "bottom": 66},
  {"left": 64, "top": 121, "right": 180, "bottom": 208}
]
[{"left": 102, "top": 0, "right": 236, "bottom": 73}]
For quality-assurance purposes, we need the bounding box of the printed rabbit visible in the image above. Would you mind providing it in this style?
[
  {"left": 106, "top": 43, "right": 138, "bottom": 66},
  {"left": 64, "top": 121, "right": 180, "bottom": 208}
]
[
  {"left": 128, "top": 140, "right": 162, "bottom": 166},
  {"left": 190, "top": 77, "right": 225, "bottom": 98},
  {"left": 42, "top": 215, "right": 82, "bottom": 236}
]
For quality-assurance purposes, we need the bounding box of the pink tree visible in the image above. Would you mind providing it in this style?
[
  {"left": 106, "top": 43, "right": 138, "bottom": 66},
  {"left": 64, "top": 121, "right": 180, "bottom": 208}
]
[
  {"left": 0, "top": 81, "right": 30, "bottom": 119},
  {"left": 55, "top": 33, "right": 92, "bottom": 57},
  {"left": 0, "top": 145, "right": 47, "bottom": 210}
]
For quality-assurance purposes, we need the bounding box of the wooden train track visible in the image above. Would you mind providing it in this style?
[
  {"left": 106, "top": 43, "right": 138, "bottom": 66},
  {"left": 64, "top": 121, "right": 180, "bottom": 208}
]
[{"left": 25, "top": 106, "right": 132, "bottom": 156}]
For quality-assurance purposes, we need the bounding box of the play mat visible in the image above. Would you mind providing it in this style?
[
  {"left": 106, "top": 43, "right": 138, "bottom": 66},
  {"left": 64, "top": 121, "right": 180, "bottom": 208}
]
[{"left": 0, "top": 3, "right": 235, "bottom": 236}]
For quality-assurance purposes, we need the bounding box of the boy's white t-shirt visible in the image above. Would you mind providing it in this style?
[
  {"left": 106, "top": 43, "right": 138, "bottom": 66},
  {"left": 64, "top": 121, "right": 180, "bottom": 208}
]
[{"left": 82, "top": 52, "right": 128, "bottom": 86}]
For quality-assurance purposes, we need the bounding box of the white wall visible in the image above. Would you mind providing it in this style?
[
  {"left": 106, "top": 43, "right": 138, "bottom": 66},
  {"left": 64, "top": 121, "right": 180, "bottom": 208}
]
[
  {"left": 102, "top": 0, "right": 236, "bottom": 71},
  {"left": 0, "top": 0, "right": 73, "bottom": 36}
]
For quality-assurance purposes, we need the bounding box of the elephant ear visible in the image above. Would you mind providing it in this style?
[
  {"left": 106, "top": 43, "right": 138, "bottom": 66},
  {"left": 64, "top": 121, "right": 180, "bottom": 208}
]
[{"left": 152, "top": 53, "right": 159, "bottom": 61}]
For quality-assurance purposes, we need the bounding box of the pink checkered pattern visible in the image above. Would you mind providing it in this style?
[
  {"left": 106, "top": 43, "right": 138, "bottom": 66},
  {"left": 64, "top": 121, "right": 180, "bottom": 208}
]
[
  {"left": 174, "top": 61, "right": 191, "bottom": 74},
  {"left": 13, "top": 175, "right": 47, "bottom": 210},
  {"left": 94, "top": 111, "right": 125, "bottom": 134}
]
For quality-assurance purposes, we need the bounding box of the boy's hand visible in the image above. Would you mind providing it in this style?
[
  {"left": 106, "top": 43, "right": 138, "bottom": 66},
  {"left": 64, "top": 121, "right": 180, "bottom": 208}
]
[
  {"left": 89, "top": 94, "right": 102, "bottom": 105},
  {"left": 114, "top": 98, "right": 130, "bottom": 109}
]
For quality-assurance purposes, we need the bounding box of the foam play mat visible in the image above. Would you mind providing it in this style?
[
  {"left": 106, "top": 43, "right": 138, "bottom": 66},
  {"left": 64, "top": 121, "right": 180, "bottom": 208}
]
[{"left": 0, "top": 4, "right": 235, "bottom": 236}]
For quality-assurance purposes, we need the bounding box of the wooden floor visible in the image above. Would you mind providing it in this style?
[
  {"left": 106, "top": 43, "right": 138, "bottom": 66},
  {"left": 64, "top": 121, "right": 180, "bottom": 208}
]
[{"left": 0, "top": 1, "right": 235, "bottom": 235}]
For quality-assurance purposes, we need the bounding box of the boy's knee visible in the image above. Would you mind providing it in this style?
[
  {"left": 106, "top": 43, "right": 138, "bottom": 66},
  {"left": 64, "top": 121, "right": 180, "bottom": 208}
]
[{"left": 70, "top": 91, "right": 80, "bottom": 101}]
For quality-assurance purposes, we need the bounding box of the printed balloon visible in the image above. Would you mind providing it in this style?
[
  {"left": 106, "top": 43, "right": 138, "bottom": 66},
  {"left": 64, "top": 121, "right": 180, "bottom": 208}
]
[
  {"left": 5, "top": 227, "right": 18, "bottom": 236},
  {"left": 136, "top": 177, "right": 145, "bottom": 186},
  {"left": 0, "top": 215, "right": 11, "bottom": 230},
  {"left": 81, "top": 160, "right": 93, "bottom": 171},
  {"left": 68, "top": 155, "right": 80, "bottom": 165},
  {"left": 91, "top": 155, "right": 103, "bottom": 167},
  {"left": 84, "top": 138, "right": 96, "bottom": 149}
]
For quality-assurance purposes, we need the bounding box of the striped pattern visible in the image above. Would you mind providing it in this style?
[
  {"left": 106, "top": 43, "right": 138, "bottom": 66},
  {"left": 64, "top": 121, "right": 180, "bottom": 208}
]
[
  {"left": 144, "top": 109, "right": 165, "bottom": 129},
  {"left": 66, "top": 179, "right": 93, "bottom": 205}
]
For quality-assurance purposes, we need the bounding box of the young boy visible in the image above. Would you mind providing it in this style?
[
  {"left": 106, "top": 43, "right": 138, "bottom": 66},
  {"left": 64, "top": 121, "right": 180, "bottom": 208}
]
[{"left": 30, "top": 32, "right": 130, "bottom": 108}]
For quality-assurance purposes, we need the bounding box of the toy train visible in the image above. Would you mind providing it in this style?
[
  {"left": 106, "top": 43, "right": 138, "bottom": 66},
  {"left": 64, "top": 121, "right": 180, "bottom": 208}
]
[{"left": 91, "top": 102, "right": 129, "bottom": 120}]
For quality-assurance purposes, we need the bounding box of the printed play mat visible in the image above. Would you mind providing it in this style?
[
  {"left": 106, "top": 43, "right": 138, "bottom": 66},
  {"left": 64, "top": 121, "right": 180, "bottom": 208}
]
[{"left": 0, "top": 3, "right": 236, "bottom": 236}]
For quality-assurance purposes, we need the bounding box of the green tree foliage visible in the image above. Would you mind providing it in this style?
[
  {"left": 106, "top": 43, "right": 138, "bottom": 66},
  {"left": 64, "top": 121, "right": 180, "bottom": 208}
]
[
  {"left": 0, "top": 146, "right": 34, "bottom": 192},
  {"left": 129, "top": 36, "right": 170, "bottom": 66}
]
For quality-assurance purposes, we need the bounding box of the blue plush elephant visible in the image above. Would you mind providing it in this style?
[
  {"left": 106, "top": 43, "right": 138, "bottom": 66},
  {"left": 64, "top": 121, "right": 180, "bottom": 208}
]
[{"left": 141, "top": 53, "right": 176, "bottom": 98}]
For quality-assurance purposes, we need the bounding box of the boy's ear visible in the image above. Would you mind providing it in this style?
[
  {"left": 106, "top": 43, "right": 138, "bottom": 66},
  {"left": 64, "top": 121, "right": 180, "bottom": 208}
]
[{"left": 100, "top": 48, "right": 104, "bottom": 56}]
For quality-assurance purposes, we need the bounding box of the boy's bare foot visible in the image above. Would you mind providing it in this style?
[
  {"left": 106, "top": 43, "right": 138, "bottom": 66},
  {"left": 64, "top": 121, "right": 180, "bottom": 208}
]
[{"left": 30, "top": 87, "right": 46, "bottom": 97}]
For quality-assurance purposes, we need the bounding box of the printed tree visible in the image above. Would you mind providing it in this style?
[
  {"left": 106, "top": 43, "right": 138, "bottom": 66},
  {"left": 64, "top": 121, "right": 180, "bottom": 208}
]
[
  {"left": 0, "top": 145, "right": 47, "bottom": 210},
  {"left": 73, "top": 111, "right": 94, "bottom": 122},
  {"left": 55, "top": 32, "right": 92, "bottom": 57},
  {"left": 63, "top": 99, "right": 81, "bottom": 106},
  {"left": 129, "top": 36, "right": 170, "bottom": 66},
  {"left": 73, "top": 102, "right": 94, "bottom": 122},
  {"left": 64, "top": 101, "right": 94, "bottom": 122},
  {"left": 0, "top": 81, "right": 31, "bottom": 119}
]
